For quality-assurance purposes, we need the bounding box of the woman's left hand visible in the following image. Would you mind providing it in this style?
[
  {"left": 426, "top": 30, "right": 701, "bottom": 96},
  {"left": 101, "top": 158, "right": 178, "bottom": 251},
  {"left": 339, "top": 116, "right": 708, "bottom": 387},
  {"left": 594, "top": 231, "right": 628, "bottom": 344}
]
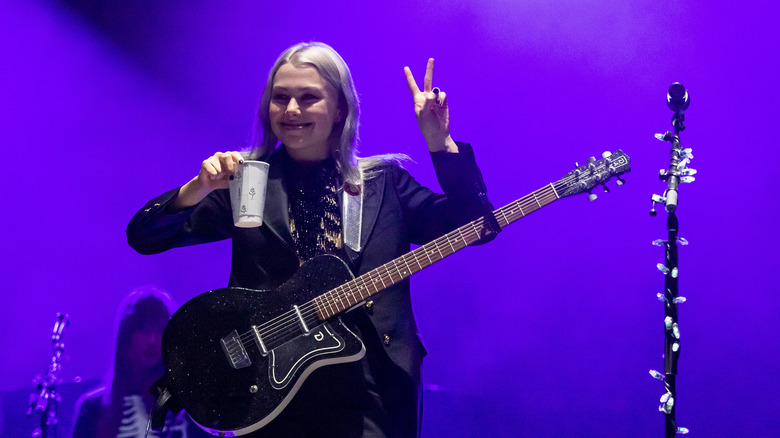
[{"left": 404, "top": 58, "right": 458, "bottom": 152}]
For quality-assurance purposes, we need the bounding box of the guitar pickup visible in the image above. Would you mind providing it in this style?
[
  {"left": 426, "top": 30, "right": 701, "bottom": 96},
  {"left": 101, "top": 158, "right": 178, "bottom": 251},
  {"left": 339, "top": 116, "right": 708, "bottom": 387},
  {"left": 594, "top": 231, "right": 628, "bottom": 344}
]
[{"left": 220, "top": 330, "right": 251, "bottom": 369}]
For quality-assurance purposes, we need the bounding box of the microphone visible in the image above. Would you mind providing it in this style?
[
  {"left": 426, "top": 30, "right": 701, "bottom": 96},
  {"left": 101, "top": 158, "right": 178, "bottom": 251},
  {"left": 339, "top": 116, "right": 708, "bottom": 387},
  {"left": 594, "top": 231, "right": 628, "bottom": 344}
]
[{"left": 667, "top": 82, "right": 690, "bottom": 112}]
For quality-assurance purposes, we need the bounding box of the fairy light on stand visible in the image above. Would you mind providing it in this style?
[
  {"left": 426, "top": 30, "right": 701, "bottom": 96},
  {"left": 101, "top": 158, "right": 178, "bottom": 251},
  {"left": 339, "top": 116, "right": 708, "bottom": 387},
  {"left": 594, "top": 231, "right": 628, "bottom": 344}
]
[{"left": 649, "top": 82, "right": 695, "bottom": 437}]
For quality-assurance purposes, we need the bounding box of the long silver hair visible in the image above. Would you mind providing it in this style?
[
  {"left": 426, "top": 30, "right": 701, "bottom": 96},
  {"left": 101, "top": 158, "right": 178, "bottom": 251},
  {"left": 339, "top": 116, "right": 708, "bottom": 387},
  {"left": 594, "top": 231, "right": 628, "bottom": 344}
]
[
  {"left": 249, "top": 42, "right": 362, "bottom": 183},
  {"left": 249, "top": 42, "right": 407, "bottom": 185}
]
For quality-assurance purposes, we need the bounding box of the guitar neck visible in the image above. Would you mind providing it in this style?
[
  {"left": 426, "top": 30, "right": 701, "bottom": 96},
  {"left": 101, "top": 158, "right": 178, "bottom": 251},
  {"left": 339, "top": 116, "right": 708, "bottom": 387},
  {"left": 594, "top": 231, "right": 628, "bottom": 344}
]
[{"left": 313, "top": 183, "right": 561, "bottom": 320}]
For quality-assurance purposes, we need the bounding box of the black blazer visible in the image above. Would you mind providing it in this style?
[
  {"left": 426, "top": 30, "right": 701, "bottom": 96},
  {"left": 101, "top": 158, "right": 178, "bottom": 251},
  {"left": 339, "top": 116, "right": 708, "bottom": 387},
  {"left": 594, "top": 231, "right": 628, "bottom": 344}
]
[{"left": 127, "top": 142, "right": 493, "bottom": 383}]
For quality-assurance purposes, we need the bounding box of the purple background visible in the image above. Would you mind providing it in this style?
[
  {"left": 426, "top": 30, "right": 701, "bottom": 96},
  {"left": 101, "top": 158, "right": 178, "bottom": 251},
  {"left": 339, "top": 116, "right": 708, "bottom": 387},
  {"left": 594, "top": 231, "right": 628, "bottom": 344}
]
[{"left": 2, "top": 0, "right": 778, "bottom": 436}]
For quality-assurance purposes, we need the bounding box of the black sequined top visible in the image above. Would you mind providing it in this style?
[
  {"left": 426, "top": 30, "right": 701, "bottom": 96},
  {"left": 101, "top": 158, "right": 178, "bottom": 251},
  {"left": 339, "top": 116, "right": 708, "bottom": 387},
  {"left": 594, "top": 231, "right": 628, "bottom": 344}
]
[{"left": 283, "top": 153, "right": 345, "bottom": 263}]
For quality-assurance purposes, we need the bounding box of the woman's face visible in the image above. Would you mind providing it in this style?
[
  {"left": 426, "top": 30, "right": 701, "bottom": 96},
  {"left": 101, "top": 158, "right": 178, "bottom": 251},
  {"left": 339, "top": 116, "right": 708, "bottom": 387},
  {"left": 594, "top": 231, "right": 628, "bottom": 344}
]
[
  {"left": 126, "top": 325, "right": 165, "bottom": 369},
  {"left": 269, "top": 63, "right": 342, "bottom": 162}
]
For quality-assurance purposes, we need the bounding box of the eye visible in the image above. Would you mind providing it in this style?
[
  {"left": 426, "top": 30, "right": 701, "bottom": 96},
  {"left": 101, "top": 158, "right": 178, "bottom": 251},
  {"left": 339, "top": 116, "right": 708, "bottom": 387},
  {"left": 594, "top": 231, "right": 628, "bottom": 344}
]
[
  {"left": 272, "top": 93, "right": 291, "bottom": 104},
  {"left": 300, "top": 93, "right": 320, "bottom": 102}
]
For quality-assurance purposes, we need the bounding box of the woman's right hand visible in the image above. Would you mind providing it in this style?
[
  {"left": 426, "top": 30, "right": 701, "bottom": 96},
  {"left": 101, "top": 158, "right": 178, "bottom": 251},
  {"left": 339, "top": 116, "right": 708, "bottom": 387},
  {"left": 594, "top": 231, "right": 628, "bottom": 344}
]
[{"left": 174, "top": 151, "right": 244, "bottom": 208}]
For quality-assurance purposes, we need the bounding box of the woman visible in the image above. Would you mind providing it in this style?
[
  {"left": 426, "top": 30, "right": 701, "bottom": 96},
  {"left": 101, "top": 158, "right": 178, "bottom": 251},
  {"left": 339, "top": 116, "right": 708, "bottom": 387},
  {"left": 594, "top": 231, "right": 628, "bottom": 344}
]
[
  {"left": 127, "top": 42, "right": 493, "bottom": 437},
  {"left": 71, "top": 285, "right": 206, "bottom": 438}
]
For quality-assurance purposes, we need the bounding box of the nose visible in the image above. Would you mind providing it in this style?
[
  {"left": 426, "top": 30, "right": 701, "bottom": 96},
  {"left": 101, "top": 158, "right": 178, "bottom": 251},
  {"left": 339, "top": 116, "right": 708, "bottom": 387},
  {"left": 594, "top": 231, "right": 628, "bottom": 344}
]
[{"left": 285, "top": 98, "right": 301, "bottom": 115}]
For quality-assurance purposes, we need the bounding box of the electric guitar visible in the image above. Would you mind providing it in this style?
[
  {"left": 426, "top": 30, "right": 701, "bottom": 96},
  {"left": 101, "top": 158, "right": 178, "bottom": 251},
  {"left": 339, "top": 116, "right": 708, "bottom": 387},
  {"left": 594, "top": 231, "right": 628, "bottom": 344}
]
[{"left": 161, "top": 150, "right": 631, "bottom": 436}]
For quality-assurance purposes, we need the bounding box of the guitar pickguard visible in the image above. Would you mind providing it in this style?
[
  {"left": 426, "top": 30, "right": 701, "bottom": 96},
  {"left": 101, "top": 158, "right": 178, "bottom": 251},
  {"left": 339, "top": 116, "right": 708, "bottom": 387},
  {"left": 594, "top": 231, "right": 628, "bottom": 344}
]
[{"left": 269, "top": 320, "right": 357, "bottom": 389}]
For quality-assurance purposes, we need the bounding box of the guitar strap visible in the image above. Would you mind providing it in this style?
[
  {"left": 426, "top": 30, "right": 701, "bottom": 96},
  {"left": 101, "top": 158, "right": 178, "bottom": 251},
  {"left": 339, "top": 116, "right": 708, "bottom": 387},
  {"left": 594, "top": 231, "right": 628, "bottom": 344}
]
[{"left": 148, "top": 374, "right": 183, "bottom": 433}]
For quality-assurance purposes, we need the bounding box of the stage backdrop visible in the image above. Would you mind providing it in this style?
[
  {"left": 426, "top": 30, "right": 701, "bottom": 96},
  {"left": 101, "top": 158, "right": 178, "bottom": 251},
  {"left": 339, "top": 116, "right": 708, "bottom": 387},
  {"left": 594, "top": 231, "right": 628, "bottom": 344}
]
[{"left": 1, "top": 0, "right": 778, "bottom": 436}]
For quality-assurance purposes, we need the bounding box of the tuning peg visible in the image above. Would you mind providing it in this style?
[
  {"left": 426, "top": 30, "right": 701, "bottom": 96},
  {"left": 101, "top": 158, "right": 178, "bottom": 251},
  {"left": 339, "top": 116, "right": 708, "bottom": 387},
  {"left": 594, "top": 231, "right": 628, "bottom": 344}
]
[
  {"left": 602, "top": 184, "right": 610, "bottom": 193},
  {"left": 601, "top": 151, "right": 612, "bottom": 158},
  {"left": 586, "top": 156, "right": 597, "bottom": 164},
  {"left": 615, "top": 177, "right": 625, "bottom": 185},
  {"left": 588, "top": 192, "right": 598, "bottom": 201}
]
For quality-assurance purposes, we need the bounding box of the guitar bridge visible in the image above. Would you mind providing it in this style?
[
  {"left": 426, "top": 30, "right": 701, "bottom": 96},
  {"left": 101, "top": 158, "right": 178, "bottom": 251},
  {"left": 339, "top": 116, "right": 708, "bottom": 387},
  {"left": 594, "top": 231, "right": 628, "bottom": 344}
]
[{"left": 220, "top": 330, "right": 251, "bottom": 369}]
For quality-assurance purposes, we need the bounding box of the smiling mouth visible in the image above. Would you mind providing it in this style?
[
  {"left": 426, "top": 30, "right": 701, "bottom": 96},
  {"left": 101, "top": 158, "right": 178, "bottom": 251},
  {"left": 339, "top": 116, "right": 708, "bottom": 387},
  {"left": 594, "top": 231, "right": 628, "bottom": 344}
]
[{"left": 281, "top": 122, "right": 312, "bottom": 129}]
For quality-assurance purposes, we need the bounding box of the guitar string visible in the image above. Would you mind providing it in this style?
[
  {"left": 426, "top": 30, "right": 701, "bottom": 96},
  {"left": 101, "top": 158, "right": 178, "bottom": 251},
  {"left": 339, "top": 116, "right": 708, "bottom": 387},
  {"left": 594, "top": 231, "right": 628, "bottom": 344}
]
[
  {"left": 234, "top": 183, "right": 565, "bottom": 349},
  {"left": 236, "top": 185, "right": 563, "bottom": 349},
  {"left": 236, "top": 188, "right": 558, "bottom": 349},
  {"left": 232, "top": 162, "right": 626, "bottom": 350},
  {"left": 235, "top": 184, "right": 563, "bottom": 349},
  {"left": 238, "top": 159, "right": 628, "bottom": 348}
]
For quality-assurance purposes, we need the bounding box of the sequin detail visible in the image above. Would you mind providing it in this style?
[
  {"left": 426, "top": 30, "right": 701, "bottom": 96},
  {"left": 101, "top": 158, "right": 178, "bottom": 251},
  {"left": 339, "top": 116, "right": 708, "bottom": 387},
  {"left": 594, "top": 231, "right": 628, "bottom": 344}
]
[{"left": 287, "top": 159, "right": 344, "bottom": 263}]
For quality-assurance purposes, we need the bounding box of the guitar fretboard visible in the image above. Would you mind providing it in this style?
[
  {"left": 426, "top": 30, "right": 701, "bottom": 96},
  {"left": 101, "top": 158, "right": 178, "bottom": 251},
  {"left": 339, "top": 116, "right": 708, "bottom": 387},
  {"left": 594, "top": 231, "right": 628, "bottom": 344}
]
[{"left": 312, "top": 182, "right": 561, "bottom": 320}]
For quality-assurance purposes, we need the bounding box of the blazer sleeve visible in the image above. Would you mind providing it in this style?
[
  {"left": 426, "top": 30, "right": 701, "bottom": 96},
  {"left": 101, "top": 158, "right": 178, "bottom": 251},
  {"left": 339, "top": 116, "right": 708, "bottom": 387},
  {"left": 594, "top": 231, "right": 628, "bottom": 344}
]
[
  {"left": 126, "top": 187, "right": 234, "bottom": 254},
  {"left": 394, "top": 141, "right": 495, "bottom": 245}
]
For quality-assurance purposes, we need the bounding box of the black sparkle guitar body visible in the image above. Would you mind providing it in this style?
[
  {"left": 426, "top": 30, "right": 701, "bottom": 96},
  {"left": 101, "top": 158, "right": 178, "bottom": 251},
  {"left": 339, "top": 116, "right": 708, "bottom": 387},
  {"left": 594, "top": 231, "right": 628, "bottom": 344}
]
[{"left": 162, "top": 255, "right": 365, "bottom": 436}]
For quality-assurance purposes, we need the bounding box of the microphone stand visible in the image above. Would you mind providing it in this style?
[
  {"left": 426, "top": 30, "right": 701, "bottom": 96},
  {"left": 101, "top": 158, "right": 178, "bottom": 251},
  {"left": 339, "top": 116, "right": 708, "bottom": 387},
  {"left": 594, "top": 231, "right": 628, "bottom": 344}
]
[
  {"left": 649, "top": 83, "right": 695, "bottom": 437},
  {"left": 27, "top": 313, "right": 69, "bottom": 438}
]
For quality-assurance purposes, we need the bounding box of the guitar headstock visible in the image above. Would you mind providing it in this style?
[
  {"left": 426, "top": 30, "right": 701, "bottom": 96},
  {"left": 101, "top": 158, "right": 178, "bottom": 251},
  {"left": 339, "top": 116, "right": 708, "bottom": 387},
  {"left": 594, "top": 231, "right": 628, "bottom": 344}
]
[{"left": 556, "top": 150, "right": 631, "bottom": 200}]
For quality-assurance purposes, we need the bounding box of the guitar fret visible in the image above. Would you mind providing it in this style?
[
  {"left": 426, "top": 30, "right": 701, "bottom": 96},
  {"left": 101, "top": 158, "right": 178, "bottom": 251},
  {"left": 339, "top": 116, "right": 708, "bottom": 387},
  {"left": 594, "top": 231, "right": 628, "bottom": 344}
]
[
  {"left": 358, "top": 277, "right": 371, "bottom": 296},
  {"left": 355, "top": 281, "right": 367, "bottom": 300},
  {"left": 401, "top": 257, "right": 413, "bottom": 277},
  {"left": 332, "top": 290, "right": 343, "bottom": 313},
  {"left": 395, "top": 259, "right": 405, "bottom": 279},
  {"left": 498, "top": 209, "right": 509, "bottom": 225},
  {"left": 457, "top": 228, "right": 468, "bottom": 247},
  {"left": 323, "top": 293, "right": 336, "bottom": 317},
  {"left": 335, "top": 290, "right": 346, "bottom": 312},
  {"left": 313, "top": 296, "right": 324, "bottom": 319},
  {"left": 339, "top": 287, "right": 352, "bottom": 310},
  {"left": 435, "top": 243, "right": 444, "bottom": 259},
  {"left": 327, "top": 291, "right": 338, "bottom": 315},
  {"left": 351, "top": 284, "right": 361, "bottom": 304},
  {"left": 388, "top": 260, "right": 400, "bottom": 282},
  {"left": 549, "top": 182, "right": 560, "bottom": 199},
  {"left": 363, "top": 276, "right": 374, "bottom": 295},
  {"left": 470, "top": 222, "right": 480, "bottom": 244},
  {"left": 447, "top": 236, "right": 456, "bottom": 253}
]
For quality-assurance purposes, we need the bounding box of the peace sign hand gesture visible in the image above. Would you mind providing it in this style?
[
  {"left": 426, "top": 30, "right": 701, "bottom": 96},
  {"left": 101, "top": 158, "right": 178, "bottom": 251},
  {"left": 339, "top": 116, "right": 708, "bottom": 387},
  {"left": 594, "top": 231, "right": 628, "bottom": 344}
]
[{"left": 404, "top": 58, "right": 458, "bottom": 153}]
